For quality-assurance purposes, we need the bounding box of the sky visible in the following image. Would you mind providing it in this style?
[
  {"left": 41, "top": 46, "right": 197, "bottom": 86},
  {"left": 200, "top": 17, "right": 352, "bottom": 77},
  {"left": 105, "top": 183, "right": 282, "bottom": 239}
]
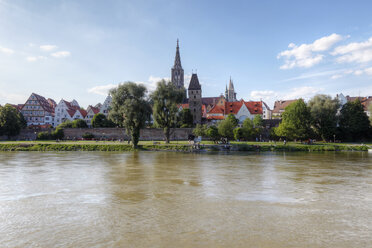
[{"left": 1, "top": 0, "right": 372, "bottom": 108}]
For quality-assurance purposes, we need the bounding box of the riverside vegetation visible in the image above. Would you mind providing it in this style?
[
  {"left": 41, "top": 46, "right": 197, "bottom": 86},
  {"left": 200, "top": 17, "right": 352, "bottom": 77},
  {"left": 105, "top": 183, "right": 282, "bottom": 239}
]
[{"left": 1, "top": 82, "right": 372, "bottom": 148}]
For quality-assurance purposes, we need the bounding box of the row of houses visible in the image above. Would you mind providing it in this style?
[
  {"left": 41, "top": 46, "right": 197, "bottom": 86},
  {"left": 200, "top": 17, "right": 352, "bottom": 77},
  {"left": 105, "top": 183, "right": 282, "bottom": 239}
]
[
  {"left": 7, "top": 91, "right": 371, "bottom": 128},
  {"left": 15, "top": 92, "right": 112, "bottom": 127}
]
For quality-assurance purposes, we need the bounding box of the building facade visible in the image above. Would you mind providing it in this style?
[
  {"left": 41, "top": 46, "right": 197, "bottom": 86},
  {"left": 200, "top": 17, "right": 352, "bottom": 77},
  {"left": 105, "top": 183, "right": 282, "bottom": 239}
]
[
  {"left": 188, "top": 73, "right": 202, "bottom": 124},
  {"left": 20, "top": 93, "right": 56, "bottom": 127}
]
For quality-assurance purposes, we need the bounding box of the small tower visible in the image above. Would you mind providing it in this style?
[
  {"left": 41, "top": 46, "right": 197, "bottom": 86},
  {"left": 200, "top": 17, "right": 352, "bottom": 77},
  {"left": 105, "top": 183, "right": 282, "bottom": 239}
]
[
  {"left": 225, "top": 77, "right": 237, "bottom": 102},
  {"left": 188, "top": 73, "right": 202, "bottom": 124},
  {"left": 171, "top": 39, "right": 184, "bottom": 89}
]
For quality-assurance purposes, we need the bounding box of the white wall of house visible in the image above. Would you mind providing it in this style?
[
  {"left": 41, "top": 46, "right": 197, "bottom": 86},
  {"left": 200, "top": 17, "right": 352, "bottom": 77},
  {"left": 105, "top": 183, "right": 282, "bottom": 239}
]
[
  {"left": 100, "top": 95, "right": 112, "bottom": 116},
  {"left": 262, "top": 102, "right": 272, "bottom": 119}
]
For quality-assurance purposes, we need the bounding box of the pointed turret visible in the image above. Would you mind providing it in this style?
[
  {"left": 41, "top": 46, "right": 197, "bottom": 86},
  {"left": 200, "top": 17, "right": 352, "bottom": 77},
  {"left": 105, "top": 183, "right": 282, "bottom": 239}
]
[
  {"left": 171, "top": 39, "right": 184, "bottom": 89},
  {"left": 226, "top": 77, "right": 237, "bottom": 102},
  {"left": 188, "top": 73, "right": 202, "bottom": 124}
]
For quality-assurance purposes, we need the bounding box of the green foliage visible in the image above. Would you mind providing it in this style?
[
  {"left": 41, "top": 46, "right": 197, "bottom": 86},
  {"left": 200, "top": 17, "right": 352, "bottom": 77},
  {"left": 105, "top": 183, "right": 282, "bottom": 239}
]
[
  {"left": 233, "top": 127, "right": 244, "bottom": 140},
  {"left": 206, "top": 125, "right": 219, "bottom": 142},
  {"left": 91, "top": 113, "right": 116, "bottom": 128},
  {"left": 339, "top": 99, "right": 371, "bottom": 141},
  {"left": 151, "top": 80, "right": 185, "bottom": 143},
  {"left": 308, "top": 94, "right": 339, "bottom": 141},
  {"left": 178, "top": 108, "right": 193, "bottom": 128},
  {"left": 82, "top": 132, "right": 95, "bottom": 139},
  {"left": 57, "top": 120, "right": 73, "bottom": 128},
  {"left": 109, "top": 82, "right": 151, "bottom": 147},
  {"left": 275, "top": 99, "right": 312, "bottom": 140},
  {"left": 369, "top": 103, "right": 372, "bottom": 126},
  {"left": 0, "top": 104, "right": 25, "bottom": 138},
  {"left": 241, "top": 118, "right": 256, "bottom": 140},
  {"left": 253, "top": 115, "right": 263, "bottom": 127},
  {"left": 72, "top": 119, "right": 88, "bottom": 128},
  {"left": 218, "top": 118, "right": 235, "bottom": 139},
  {"left": 36, "top": 128, "right": 64, "bottom": 140},
  {"left": 226, "top": 113, "right": 239, "bottom": 127},
  {"left": 193, "top": 124, "right": 208, "bottom": 137}
]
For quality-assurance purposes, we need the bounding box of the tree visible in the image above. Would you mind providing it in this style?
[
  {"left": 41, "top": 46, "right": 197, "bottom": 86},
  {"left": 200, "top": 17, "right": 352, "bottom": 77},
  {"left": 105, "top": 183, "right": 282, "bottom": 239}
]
[
  {"left": 151, "top": 80, "right": 185, "bottom": 143},
  {"left": 109, "top": 82, "right": 151, "bottom": 148},
  {"left": 369, "top": 103, "right": 372, "bottom": 126},
  {"left": 57, "top": 120, "right": 73, "bottom": 128},
  {"left": 206, "top": 125, "right": 219, "bottom": 142},
  {"left": 339, "top": 99, "right": 370, "bottom": 141},
  {"left": 275, "top": 99, "right": 312, "bottom": 140},
  {"left": 308, "top": 94, "right": 339, "bottom": 141},
  {"left": 72, "top": 119, "right": 88, "bottom": 128},
  {"left": 178, "top": 108, "right": 193, "bottom": 128},
  {"left": 233, "top": 127, "right": 244, "bottom": 141},
  {"left": 0, "top": 104, "right": 25, "bottom": 138},
  {"left": 253, "top": 115, "right": 263, "bottom": 127},
  {"left": 91, "top": 113, "right": 115, "bottom": 128},
  {"left": 226, "top": 113, "right": 239, "bottom": 127},
  {"left": 218, "top": 118, "right": 235, "bottom": 140},
  {"left": 241, "top": 118, "right": 256, "bottom": 140},
  {"left": 193, "top": 124, "right": 208, "bottom": 137}
]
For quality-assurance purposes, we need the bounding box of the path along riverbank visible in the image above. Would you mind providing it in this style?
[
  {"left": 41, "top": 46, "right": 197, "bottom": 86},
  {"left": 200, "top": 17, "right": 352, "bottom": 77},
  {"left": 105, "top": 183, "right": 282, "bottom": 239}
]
[{"left": 0, "top": 141, "right": 369, "bottom": 152}]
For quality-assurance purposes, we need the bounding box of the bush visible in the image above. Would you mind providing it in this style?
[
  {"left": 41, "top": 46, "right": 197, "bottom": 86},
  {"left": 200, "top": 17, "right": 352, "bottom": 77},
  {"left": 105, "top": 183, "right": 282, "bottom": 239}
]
[
  {"left": 72, "top": 119, "right": 88, "bottom": 128},
  {"left": 53, "top": 128, "right": 64, "bottom": 140},
  {"left": 233, "top": 127, "right": 244, "bottom": 141},
  {"left": 82, "top": 132, "right": 95, "bottom": 139},
  {"left": 37, "top": 131, "right": 52, "bottom": 140}
]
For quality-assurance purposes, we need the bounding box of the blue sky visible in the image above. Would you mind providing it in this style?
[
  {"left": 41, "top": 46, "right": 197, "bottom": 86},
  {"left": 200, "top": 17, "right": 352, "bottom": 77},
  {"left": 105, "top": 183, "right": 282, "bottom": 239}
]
[{"left": 1, "top": 0, "right": 372, "bottom": 108}]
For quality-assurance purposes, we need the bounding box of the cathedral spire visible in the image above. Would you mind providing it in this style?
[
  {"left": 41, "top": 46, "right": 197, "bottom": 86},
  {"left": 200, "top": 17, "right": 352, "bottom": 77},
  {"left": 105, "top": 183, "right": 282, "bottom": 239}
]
[{"left": 171, "top": 39, "right": 184, "bottom": 89}]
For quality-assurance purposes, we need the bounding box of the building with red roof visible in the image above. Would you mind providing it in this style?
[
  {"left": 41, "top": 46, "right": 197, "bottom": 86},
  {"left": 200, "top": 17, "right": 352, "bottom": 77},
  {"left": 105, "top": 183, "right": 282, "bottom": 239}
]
[{"left": 20, "top": 93, "right": 56, "bottom": 127}]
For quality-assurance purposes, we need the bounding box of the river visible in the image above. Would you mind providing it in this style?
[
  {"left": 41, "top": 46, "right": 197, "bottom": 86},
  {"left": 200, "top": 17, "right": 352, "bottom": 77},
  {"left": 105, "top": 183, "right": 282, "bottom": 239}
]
[{"left": 0, "top": 151, "right": 371, "bottom": 247}]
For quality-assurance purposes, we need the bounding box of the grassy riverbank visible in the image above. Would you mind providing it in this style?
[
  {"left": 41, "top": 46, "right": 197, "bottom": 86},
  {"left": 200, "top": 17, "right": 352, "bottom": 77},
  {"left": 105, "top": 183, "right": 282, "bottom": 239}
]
[{"left": 0, "top": 141, "right": 369, "bottom": 152}]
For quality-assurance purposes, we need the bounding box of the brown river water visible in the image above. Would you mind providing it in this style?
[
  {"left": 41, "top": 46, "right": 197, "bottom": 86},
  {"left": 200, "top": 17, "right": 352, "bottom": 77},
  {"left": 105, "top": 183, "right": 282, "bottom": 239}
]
[{"left": 0, "top": 151, "right": 371, "bottom": 248}]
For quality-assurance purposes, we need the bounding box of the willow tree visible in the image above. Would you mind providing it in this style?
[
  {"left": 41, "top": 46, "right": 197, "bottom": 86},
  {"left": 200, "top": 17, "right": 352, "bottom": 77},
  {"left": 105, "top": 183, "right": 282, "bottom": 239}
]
[
  {"left": 151, "top": 80, "right": 185, "bottom": 143},
  {"left": 308, "top": 94, "right": 339, "bottom": 141},
  {"left": 109, "top": 82, "right": 151, "bottom": 148}
]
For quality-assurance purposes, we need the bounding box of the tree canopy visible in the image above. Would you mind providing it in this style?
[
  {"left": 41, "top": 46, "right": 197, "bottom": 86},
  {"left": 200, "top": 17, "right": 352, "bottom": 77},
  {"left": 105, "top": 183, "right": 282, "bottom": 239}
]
[
  {"left": 338, "top": 99, "right": 370, "bottom": 141},
  {"left": 218, "top": 118, "right": 235, "bottom": 140},
  {"left": 308, "top": 94, "right": 339, "bottom": 141},
  {"left": 109, "top": 82, "right": 151, "bottom": 147},
  {"left": 91, "top": 113, "right": 115, "bottom": 128},
  {"left": 151, "top": 80, "right": 185, "bottom": 143},
  {"left": 0, "top": 104, "right": 26, "bottom": 138},
  {"left": 275, "top": 99, "right": 312, "bottom": 140},
  {"left": 178, "top": 108, "right": 193, "bottom": 128}
]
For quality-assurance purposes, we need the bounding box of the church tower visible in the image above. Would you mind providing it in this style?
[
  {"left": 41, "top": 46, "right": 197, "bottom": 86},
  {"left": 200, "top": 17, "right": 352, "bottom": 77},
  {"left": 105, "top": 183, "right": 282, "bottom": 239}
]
[
  {"left": 188, "top": 73, "right": 202, "bottom": 124},
  {"left": 225, "top": 77, "right": 237, "bottom": 102},
  {"left": 171, "top": 39, "right": 184, "bottom": 89}
]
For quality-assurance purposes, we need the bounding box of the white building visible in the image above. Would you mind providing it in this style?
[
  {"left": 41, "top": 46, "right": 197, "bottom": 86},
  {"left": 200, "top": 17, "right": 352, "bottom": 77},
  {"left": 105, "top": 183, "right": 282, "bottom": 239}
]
[
  {"left": 54, "top": 99, "right": 83, "bottom": 127},
  {"left": 20, "top": 93, "right": 56, "bottom": 127},
  {"left": 100, "top": 95, "right": 112, "bottom": 116}
]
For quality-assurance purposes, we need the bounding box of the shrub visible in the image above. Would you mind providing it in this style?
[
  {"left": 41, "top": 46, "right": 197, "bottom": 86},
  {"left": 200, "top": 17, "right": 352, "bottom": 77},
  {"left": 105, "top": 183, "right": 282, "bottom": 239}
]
[
  {"left": 37, "top": 131, "right": 52, "bottom": 140},
  {"left": 82, "top": 132, "right": 95, "bottom": 139}
]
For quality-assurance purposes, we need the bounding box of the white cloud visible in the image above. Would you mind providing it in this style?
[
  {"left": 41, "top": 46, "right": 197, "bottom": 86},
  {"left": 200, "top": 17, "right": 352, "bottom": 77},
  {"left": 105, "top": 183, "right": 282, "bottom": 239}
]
[
  {"left": 88, "top": 84, "right": 117, "bottom": 96},
  {"left": 331, "top": 74, "right": 343, "bottom": 80},
  {"left": 26, "top": 56, "right": 46, "bottom": 62},
  {"left": 354, "top": 70, "right": 364, "bottom": 75},
  {"left": 283, "top": 86, "right": 323, "bottom": 100},
  {"left": 0, "top": 90, "right": 27, "bottom": 105},
  {"left": 40, "top": 45, "right": 57, "bottom": 51},
  {"left": 332, "top": 37, "right": 372, "bottom": 63},
  {"left": 0, "top": 46, "right": 14, "bottom": 54},
  {"left": 250, "top": 90, "right": 276, "bottom": 100},
  {"left": 278, "top": 33, "right": 343, "bottom": 69},
  {"left": 51, "top": 51, "right": 71, "bottom": 58}
]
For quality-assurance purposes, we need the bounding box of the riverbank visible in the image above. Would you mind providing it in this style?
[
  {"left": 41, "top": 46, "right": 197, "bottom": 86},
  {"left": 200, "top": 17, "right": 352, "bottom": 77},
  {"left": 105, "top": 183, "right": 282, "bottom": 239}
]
[{"left": 0, "top": 141, "right": 369, "bottom": 152}]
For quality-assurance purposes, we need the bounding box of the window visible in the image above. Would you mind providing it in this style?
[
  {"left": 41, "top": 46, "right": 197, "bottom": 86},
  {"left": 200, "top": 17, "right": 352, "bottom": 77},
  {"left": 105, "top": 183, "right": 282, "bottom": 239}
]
[{"left": 194, "top": 95, "right": 196, "bottom": 99}]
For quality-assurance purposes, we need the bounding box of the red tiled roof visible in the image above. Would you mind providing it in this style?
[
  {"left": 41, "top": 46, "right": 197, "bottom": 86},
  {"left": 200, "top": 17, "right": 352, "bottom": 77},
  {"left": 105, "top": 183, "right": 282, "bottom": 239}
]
[
  {"left": 244, "top": 101, "right": 263, "bottom": 114},
  {"left": 79, "top": 109, "right": 88, "bottom": 118},
  {"left": 67, "top": 109, "right": 76, "bottom": 118},
  {"left": 272, "top": 100, "right": 298, "bottom": 113},
  {"left": 224, "top": 101, "right": 243, "bottom": 115},
  {"left": 207, "top": 116, "right": 225, "bottom": 120},
  {"left": 208, "top": 105, "right": 225, "bottom": 114},
  {"left": 32, "top": 93, "right": 55, "bottom": 114}
]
